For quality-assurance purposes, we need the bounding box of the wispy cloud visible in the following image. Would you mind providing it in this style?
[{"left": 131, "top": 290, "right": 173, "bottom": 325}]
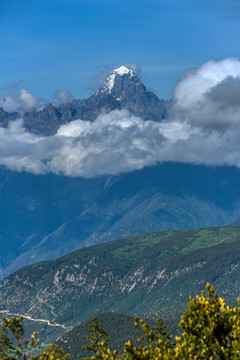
[
  {"left": 54, "top": 90, "right": 73, "bottom": 105},
  {"left": 0, "top": 88, "right": 39, "bottom": 112}
]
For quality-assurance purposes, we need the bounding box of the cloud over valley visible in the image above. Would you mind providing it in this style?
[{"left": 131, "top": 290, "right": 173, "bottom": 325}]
[{"left": 1, "top": 57, "right": 240, "bottom": 177}]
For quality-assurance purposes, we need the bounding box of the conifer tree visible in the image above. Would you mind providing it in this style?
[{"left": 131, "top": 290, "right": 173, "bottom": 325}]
[
  {"left": 152, "top": 316, "right": 172, "bottom": 347},
  {"left": 81, "top": 317, "right": 110, "bottom": 358}
]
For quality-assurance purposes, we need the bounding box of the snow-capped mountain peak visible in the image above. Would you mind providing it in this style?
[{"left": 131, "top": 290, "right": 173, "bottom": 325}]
[{"left": 105, "top": 66, "right": 134, "bottom": 93}]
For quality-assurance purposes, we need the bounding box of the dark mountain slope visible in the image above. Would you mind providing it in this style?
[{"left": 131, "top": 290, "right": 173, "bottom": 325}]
[{"left": 1, "top": 163, "right": 240, "bottom": 276}]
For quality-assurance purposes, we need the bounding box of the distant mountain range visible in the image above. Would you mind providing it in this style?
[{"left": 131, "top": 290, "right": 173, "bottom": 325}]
[
  {"left": 0, "top": 66, "right": 168, "bottom": 135},
  {"left": 1, "top": 66, "right": 240, "bottom": 278},
  {"left": 1, "top": 163, "right": 240, "bottom": 278}
]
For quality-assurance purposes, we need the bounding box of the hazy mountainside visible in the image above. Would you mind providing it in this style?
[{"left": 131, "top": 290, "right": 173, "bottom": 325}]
[
  {"left": 1, "top": 222, "right": 240, "bottom": 344},
  {"left": 0, "top": 66, "right": 168, "bottom": 135},
  {"left": 2, "top": 163, "right": 240, "bottom": 277}
]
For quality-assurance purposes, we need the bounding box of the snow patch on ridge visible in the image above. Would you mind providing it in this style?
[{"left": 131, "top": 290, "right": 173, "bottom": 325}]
[{"left": 105, "top": 66, "right": 134, "bottom": 93}]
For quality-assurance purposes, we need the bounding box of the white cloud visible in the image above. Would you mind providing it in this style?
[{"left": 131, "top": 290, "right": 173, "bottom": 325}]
[
  {"left": 54, "top": 90, "right": 73, "bottom": 104},
  {"left": 0, "top": 108, "right": 240, "bottom": 177},
  {"left": 172, "top": 57, "right": 240, "bottom": 128},
  {"left": 0, "top": 88, "right": 39, "bottom": 112},
  {"left": 0, "top": 110, "right": 168, "bottom": 176},
  {"left": 1, "top": 58, "right": 240, "bottom": 177},
  {"left": 19, "top": 89, "right": 38, "bottom": 110}
]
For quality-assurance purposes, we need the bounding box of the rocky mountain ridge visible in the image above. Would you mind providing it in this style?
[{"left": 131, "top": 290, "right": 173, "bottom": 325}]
[{"left": 0, "top": 66, "right": 168, "bottom": 135}]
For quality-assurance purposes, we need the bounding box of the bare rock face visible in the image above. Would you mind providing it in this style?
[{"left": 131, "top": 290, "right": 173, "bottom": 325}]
[
  {"left": 0, "top": 66, "right": 168, "bottom": 135},
  {"left": 101, "top": 65, "right": 168, "bottom": 122},
  {"left": 24, "top": 104, "right": 63, "bottom": 135}
]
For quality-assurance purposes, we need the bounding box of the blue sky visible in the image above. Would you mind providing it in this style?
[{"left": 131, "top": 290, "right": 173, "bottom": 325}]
[{"left": 1, "top": 0, "right": 240, "bottom": 100}]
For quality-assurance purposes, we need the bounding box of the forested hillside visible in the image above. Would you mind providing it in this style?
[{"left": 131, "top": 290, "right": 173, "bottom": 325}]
[{"left": 1, "top": 222, "right": 240, "bottom": 343}]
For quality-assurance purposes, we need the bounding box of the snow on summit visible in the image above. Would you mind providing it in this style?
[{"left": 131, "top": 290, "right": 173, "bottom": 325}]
[{"left": 105, "top": 66, "right": 134, "bottom": 93}]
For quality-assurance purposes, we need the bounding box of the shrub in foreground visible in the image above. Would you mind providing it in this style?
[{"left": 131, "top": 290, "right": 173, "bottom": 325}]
[{"left": 84, "top": 284, "right": 240, "bottom": 360}]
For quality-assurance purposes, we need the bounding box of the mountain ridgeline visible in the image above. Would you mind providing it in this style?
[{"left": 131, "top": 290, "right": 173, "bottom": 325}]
[{"left": 0, "top": 66, "right": 168, "bottom": 135}]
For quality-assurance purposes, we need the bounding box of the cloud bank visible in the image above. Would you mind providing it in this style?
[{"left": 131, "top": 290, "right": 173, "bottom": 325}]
[
  {"left": 173, "top": 57, "right": 240, "bottom": 128},
  {"left": 1, "top": 57, "right": 240, "bottom": 177}
]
